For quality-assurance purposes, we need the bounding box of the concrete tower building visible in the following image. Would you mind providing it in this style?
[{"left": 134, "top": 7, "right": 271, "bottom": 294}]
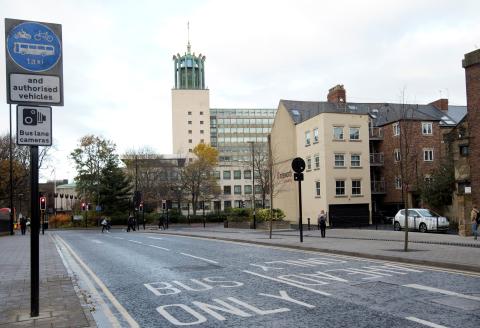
[{"left": 172, "top": 38, "right": 210, "bottom": 157}]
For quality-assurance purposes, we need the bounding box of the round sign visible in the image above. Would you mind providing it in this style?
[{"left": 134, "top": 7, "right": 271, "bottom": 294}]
[
  {"left": 291, "top": 157, "right": 306, "bottom": 173},
  {"left": 6, "top": 22, "right": 61, "bottom": 72}
]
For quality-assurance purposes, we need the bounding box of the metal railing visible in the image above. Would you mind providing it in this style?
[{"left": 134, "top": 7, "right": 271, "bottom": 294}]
[
  {"left": 369, "top": 153, "right": 384, "bottom": 166},
  {"left": 369, "top": 127, "right": 384, "bottom": 139},
  {"left": 371, "top": 179, "right": 386, "bottom": 194}
]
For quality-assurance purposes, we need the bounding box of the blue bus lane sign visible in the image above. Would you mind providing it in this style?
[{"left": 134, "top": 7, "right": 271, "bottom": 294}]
[{"left": 6, "top": 21, "right": 61, "bottom": 72}]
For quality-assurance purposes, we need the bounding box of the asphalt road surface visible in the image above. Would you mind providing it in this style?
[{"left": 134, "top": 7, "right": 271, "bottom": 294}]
[{"left": 52, "top": 230, "right": 480, "bottom": 328}]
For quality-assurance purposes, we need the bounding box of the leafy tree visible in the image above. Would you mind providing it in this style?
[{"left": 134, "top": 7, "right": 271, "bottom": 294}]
[
  {"left": 70, "top": 135, "right": 118, "bottom": 205},
  {"left": 181, "top": 144, "right": 220, "bottom": 215},
  {"left": 98, "top": 159, "right": 131, "bottom": 215},
  {"left": 419, "top": 161, "right": 454, "bottom": 210}
]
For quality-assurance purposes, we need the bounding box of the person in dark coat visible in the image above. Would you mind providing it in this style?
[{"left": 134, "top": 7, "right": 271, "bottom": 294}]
[
  {"left": 318, "top": 210, "right": 327, "bottom": 238},
  {"left": 127, "top": 215, "right": 135, "bottom": 232},
  {"left": 20, "top": 215, "right": 27, "bottom": 235}
]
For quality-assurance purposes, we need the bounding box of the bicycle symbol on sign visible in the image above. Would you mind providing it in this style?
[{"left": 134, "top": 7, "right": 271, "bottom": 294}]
[{"left": 34, "top": 31, "right": 53, "bottom": 42}]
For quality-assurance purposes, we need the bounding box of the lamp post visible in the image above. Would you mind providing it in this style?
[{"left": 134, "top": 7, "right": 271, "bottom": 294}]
[{"left": 248, "top": 141, "right": 256, "bottom": 229}]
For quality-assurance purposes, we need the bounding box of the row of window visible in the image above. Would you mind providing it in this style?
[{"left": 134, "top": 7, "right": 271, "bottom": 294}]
[
  {"left": 188, "top": 120, "right": 204, "bottom": 125},
  {"left": 187, "top": 111, "right": 204, "bottom": 115},
  {"left": 313, "top": 179, "right": 363, "bottom": 197},
  {"left": 223, "top": 185, "right": 261, "bottom": 195},
  {"left": 393, "top": 148, "right": 434, "bottom": 162},
  {"left": 212, "top": 118, "right": 275, "bottom": 125},
  {"left": 393, "top": 122, "right": 433, "bottom": 136},
  {"left": 305, "top": 126, "right": 361, "bottom": 146},
  {"left": 215, "top": 127, "right": 271, "bottom": 133},
  {"left": 216, "top": 136, "right": 268, "bottom": 143},
  {"left": 303, "top": 153, "right": 362, "bottom": 170},
  {"left": 188, "top": 130, "right": 205, "bottom": 134},
  {"left": 210, "top": 109, "right": 276, "bottom": 117},
  {"left": 215, "top": 170, "right": 254, "bottom": 180}
]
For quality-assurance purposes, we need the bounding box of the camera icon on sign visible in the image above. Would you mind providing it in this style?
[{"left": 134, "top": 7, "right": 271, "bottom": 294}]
[{"left": 23, "top": 108, "right": 46, "bottom": 126}]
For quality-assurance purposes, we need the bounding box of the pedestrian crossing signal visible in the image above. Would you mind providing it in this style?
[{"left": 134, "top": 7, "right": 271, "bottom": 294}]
[{"left": 40, "top": 196, "right": 46, "bottom": 210}]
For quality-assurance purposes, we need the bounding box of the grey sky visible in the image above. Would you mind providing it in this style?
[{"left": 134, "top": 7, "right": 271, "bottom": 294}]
[{"left": 0, "top": 0, "right": 479, "bottom": 182}]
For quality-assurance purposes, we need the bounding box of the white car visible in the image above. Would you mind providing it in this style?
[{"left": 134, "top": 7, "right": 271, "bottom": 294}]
[{"left": 393, "top": 208, "right": 449, "bottom": 233}]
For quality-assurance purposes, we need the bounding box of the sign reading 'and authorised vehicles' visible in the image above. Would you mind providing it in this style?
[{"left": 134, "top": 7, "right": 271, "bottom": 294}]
[
  {"left": 16, "top": 105, "right": 52, "bottom": 146},
  {"left": 5, "top": 18, "right": 63, "bottom": 106}
]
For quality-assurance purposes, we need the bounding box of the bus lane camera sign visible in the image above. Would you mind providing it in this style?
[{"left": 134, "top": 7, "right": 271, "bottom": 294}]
[
  {"left": 5, "top": 18, "right": 63, "bottom": 106},
  {"left": 16, "top": 105, "right": 52, "bottom": 146}
]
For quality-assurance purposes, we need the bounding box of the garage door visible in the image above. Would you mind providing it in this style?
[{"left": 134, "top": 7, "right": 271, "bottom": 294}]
[{"left": 328, "top": 204, "right": 370, "bottom": 228}]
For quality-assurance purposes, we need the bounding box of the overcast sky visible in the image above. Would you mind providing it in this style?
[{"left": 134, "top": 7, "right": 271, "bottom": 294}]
[{"left": 1, "top": 0, "right": 479, "bottom": 182}]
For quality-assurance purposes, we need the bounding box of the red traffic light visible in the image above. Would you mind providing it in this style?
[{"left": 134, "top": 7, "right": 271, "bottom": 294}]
[
  {"left": 40, "top": 196, "right": 46, "bottom": 210},
  {"left": 81, "top": 202, "right": 86, "bottom": 211}
]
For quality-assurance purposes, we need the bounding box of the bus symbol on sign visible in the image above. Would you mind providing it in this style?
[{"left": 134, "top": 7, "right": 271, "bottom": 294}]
[{"left": 6, "top": 21, "right": 61, "bottom": 72}]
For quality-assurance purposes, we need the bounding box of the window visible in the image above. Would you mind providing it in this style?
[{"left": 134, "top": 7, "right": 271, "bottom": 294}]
[
  {"left": 352, "top": 180, "right": 361, "bottom": 195},
  {"left": 459, "top": 145, "right": 469, "bottom": 156},
  {"left": 188, "top": 130, "right": 192, "bottom": 134},
  {"left": 244, "top": 170, "right": 252, "bottom": 179},
  {"left": 335, "top": 180, "right": 345, "bottom": 195},
  {"left": 313, "top": 128, "right": 319, "bottom": 143},
  {"left": 349, "top": 127, "right": 360, "bottom": 140},
  {"left": 255, "top": 185, "right": 262, "bottom": 194},
  {"left": 223, "top": 186, "right": 231, "bottom": 195},
  {"left": 314, "top": 154, "right": 320, "bottom": 169},
  {"left": 395, "top": 176, "right": 402, "bottom": 190},
  {"left": 189, "top": 149, "right": 192, "bottom": 153},
  {"left": 244, "top": 185, "right": 252, "bottom": 194},
  {"left": 422, "top": 122, "right": 433, "bottom": 135},
  {"left": 188, "top": 111, "right": 192, "bottom": 115},
  {"left": 234, "top": 185, "right": 242, "bottom": 195},
  {"left": 334, "top": 154, "right": 345, "bottom": 167},
  {"left": 200, "top": 111, "right": 203, "bottom": 115},
  {"left": 214, "top": 171, "right": 220, "bottom": 179},
  {"left": 306, "top": 157, "right": 312, "bottom": 170},
  {"left": 423, "top": 148, "right": 434, "bottom": 161},
  {"left": 188, "top": 121, "right": 192, "bottom": 125},
  {"left": 394, "top": 149, "right": 401, "bottom": 162},
  {"left": 424, "top": 175, "right": 433, "bottom": 184},
  {"left": 223, "top": 171, "right": 231, "bottom": 180},
  {"left": 393, "top": 123, "right": 400, "bottom": 136},
  {"left": 305, "top": 131, "right": 311, "bottom": 146},
  {"left": 333, "top": 127, "right": 344, "bottom": 140},
  {"left": 200, "top": 139, "right": 204, "bottom": 143},
  {"left": 234, "top": 170, "right": 242, "bottom": 179},
  {"left": 351, "top": 154, "right": 361, "bottom": 167},
  {"left": 200, "top": 121, "right": 204, "bottom": 125},
  {"left": 224, "top": 201, "right": 232, "bottom": 209},
  {"left": 315, "top": 181, "right": 321, "bottom": 197},
  {"left": 188, "top": 139, "right": 192, "bottom": 143},
  {"left": 200, "top": 130, "right": 204, "bottom": 134}
]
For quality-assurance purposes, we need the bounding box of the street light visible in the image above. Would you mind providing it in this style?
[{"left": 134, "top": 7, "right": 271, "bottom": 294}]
[{"left": 247, "top": 141, "right": 256, "bottom": 229}]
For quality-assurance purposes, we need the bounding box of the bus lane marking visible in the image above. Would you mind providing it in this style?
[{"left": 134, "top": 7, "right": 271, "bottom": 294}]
[
  {"left": 144, "top": 276, "right": 243, "bottom": 296},
  {"left": 405, "top": 316, "right": 448, "bottom": 328},
  {"left": 147, "top": 236, "right": 164, "bottom": 240},
  {"left": 180, "top": 252, "right": 218, "bottom": 264},
  {"left": 148, "top": 244, "right": 170, "bottom": 251},
  {"left": 403, "top": 284, "right": 480, "bottom": 301},
  {"left": 128, "top": 239, "right": 143, "bottom": 245}
]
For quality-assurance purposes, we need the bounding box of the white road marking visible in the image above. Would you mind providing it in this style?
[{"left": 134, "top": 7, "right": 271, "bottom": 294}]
[
  {"left": 91, "top": 239, "right": 103, "bottom": 244},
  {"left": 243, "top": 270, "right": 331, "bottom": 296},
  {"left": 54, "top": 234, "right": 140, "bottom": 328},
  {"left": 148, "top": 244, "right": 170, "bottom": 251},
  {"left": 180, "top": 253, "right": 219, "bottom": 264},
  {"left": 404, "top": 284, "right": 480, "bottom": 301},
  {"left": 405, "top": 317, "right": 448, "bottom": 328},
  {"left": 128, "top": 240, "right": 143, "bottom": 245},
  {"left": 147, "top": 236, "right": 164, "bottom": 240},
  {"left": 113, "top": 236, "right": 124, "bottom": 240}
]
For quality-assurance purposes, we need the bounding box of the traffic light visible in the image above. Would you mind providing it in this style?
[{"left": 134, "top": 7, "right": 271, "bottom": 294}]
[
  {"left": 81, "top": 202, "right": 86, "bottom": 211},
  {"left": 40, "top": 196, "right": 46, "bottom": 211},
  {"left": 139, "top": 202, "right": 144, "bottom": 212}
]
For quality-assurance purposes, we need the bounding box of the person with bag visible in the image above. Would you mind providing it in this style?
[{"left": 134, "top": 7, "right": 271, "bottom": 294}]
[
  {"left": 101, "top": 217, "right": 109, "bottom": 233},
  {"left": 20, "top": 215, "right": 27, "bottom": 235},
  {"left": 472, "top": 205, "right": 479, "bottom": 240},
  {"left": 318, "top": 210, "right": 327, "bottom": 238}
]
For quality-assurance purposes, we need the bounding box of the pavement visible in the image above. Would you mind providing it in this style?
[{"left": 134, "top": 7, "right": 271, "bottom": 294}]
[
  {"left": 0, "top": 232, "right": 96, "bottom": 328},
  {"left": 147, "top": 223, "right": 480, "bottom": 273}
]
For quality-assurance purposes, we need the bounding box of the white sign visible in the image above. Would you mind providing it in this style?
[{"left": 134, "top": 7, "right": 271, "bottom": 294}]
[
  {"left": 16, "top": 105, "right": 52, "bottom": 146},
  {"left": 465, "top": 186, "right": 471, "bottom": 194},
  {"left": 10, "top": 74, "right": 61, "bottom": 104}
]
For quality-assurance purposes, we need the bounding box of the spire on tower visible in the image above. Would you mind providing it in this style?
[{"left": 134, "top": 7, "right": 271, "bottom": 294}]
[{"left": 187, "top": 21, "right": 191, "bottom": 54}]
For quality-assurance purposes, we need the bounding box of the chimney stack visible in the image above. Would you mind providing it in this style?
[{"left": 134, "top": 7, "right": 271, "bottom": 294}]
[
  {"left": 327, "top": 84, "right": 346, "bottom": 103},
  {"left": 429, "top": 98, "right": 449, "bottom": 111}
]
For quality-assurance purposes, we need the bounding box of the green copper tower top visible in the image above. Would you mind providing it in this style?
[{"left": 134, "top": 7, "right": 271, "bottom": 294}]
[{"left": 173, "top": 23, "right": 206, "bottom": 90}]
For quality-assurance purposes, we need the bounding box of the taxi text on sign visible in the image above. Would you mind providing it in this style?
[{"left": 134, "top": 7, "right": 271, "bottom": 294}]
[{"left": 4, "top": 18, "right": 63, "bottom": 106}]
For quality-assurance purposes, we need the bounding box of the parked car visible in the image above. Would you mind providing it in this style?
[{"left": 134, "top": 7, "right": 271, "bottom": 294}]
[{"left": 393, "top": 208, "right": 449, "bottom": 233}]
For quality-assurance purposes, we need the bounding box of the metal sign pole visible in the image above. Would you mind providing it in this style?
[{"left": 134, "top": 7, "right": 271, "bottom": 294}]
[
  {"left": 9, "top": 104, "right": 14, "bottom": 235},
  {"left": 30, "top": 146, "right": 39, "bottom": 317},
  {"left": 298, "top": 179, "right": 303, "bottom": 243}
]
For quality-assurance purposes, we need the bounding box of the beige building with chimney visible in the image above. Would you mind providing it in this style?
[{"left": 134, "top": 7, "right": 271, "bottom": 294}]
[{"left": 271, "top": 87, "right": 372, "bottom": 226}]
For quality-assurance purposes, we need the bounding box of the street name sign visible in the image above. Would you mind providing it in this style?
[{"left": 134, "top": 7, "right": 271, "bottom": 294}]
[
  {"left": 16, "top": 105, "right": 52, "bottom": 146},
  {"left": 5, "top": 19, "right": 63, "bottom": 106}
]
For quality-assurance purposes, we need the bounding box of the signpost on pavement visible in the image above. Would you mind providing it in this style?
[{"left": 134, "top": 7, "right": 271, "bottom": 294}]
[
  {"left": 5, "top": 18, "right": 63, "bottom": 318},
  {"left": 291, "top": 157, "right": 305, "bottom": 243}
]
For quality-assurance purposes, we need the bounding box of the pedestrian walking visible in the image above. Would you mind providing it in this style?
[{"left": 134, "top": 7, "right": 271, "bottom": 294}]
[
  {"left": 20, "top": 215, "right": 27, "bottom": 235},
  {"left": 159, "top": 214, "right": 166, "bottom": 230},
  {"left": 471, "top": 205, "right": 479, "bottom": 240},
  {"left": 101, "top": 217, "right": 109, "bottom": 233},
  {"left": 127, "top": 215, "right": 135, "bottom": 232},
  {"left": 318, "top": 210, "right": 327, "bottom": 238}
]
